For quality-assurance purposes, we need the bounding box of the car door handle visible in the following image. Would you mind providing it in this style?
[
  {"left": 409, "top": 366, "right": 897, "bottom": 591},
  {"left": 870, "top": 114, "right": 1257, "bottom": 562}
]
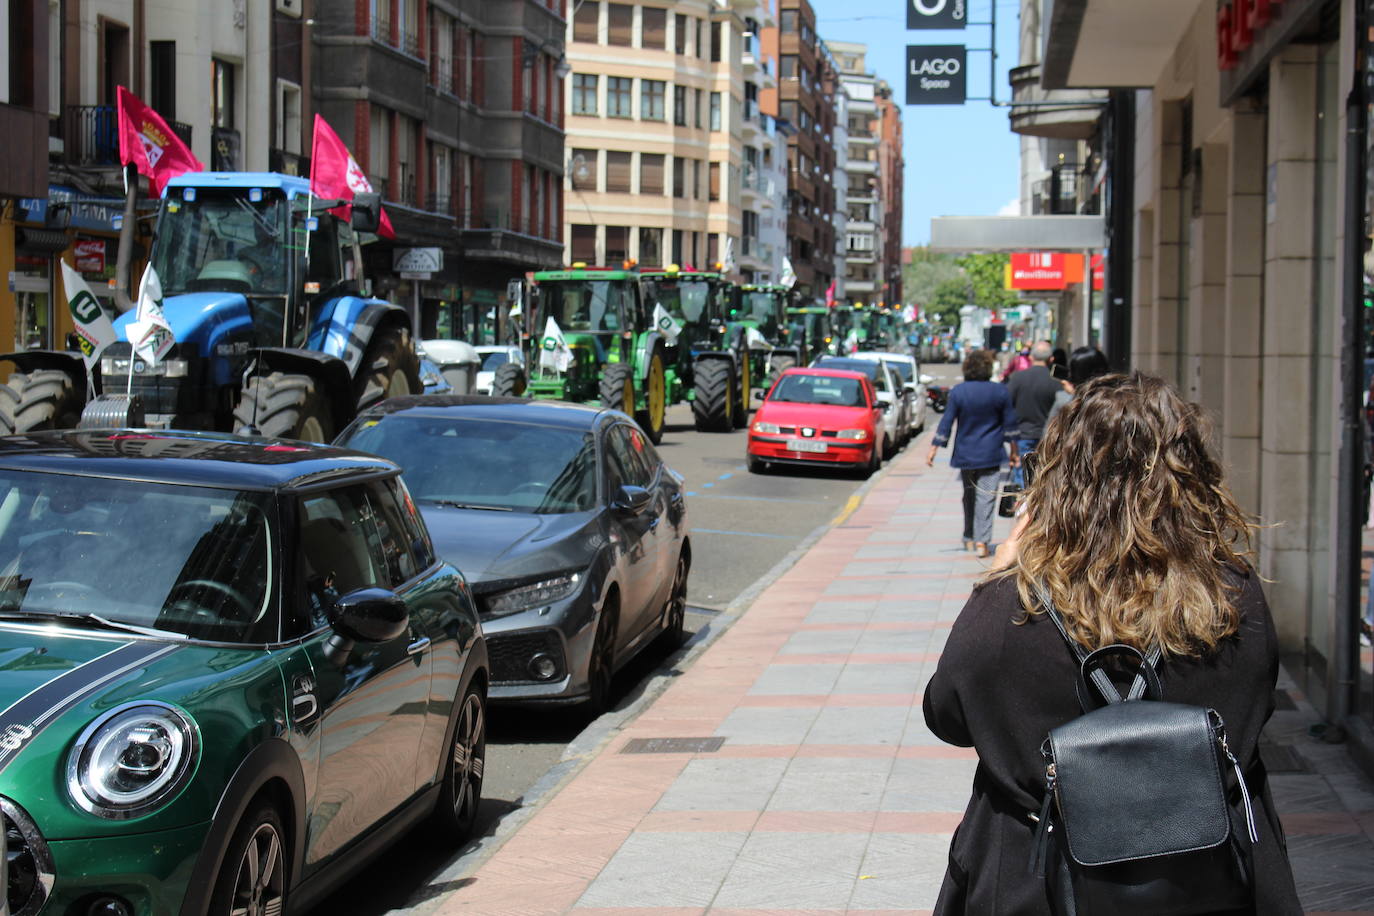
[
  {"left": 292, "top": 693, "right": 318, "bottom": 722},
  {"left": 406, "top": 636, "right": 431, "bottom": 657}
]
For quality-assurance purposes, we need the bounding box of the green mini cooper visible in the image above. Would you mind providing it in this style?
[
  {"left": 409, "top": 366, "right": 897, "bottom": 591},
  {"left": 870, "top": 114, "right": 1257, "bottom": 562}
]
[{"left": 0, "top": 431, "right": 488, "bottom": 916}]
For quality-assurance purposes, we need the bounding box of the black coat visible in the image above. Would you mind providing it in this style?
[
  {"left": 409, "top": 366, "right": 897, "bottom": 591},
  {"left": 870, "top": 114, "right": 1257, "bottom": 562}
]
[{"left": 923, "top": 569, "right": 1302, "bottom": 915}]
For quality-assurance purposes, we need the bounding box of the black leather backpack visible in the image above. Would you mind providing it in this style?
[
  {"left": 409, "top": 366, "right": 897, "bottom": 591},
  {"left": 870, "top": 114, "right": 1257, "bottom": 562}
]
[{"left": 1029, "top": 591, "right": 1260, "bottom": 915}]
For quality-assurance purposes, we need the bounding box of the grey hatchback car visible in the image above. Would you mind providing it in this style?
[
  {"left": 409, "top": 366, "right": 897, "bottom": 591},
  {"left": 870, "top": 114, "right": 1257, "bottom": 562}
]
[{"left": 337, "top": 396, "right": 691, "bottom": 712}]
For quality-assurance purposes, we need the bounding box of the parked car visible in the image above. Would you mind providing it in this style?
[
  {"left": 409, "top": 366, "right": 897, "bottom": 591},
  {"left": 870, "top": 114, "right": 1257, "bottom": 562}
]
[
  {"left": 474, "top": 346, "right": 526, "bottom": 395},
  {"left": 811, "top": 355, "right": 910, "bottom": 454},
  {"left": 336, "top": 396, "right": 691, "bottom": 712},
  {"left": 748, "top": 368, "right": 886, "bottom": 476},
  {"left": 0, "top": 429, "right": 487, "bottom": 916},
  {"left": 843, "top": 350, "right": 928, "bottom": 436}
]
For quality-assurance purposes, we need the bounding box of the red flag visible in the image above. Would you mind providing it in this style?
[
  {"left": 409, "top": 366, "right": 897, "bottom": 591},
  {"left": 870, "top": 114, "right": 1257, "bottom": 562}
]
[
  {"left": 117, "top": 86, "right": 203, "bottom": 196},
  {"left": 825, "top": 280, "right": 837, "bottom": 308},
  {"left": 310, "top": 114, "right": 395, "bottom": 239}
]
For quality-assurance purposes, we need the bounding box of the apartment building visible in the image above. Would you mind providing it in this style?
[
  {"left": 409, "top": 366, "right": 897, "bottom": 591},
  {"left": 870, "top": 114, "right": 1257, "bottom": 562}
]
[
  {"left": 563, "top": 0, "right": 770, "bottom": 274},
  {"left": 736, "top": 4, "right": 787, "bottom": 283},
  {"left": 829, "top": 43, "right": 849, "bottom": 305},
  {"left": 875, "top": 85, "right": 903, "bottom": 307}
]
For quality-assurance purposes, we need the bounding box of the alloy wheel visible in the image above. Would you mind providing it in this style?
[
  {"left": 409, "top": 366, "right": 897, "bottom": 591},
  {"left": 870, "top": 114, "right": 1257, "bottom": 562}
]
[
  {"left": 450, "top": 691, "right": 485, "bottom": 828},
  {"left": 229, "top": 822, "right": 285, "bottom": 916}
]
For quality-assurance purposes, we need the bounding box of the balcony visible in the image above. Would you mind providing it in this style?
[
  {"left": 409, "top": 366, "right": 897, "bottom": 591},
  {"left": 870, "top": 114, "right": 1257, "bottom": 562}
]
[
  {"left": 61, "top": 105, "right": 192, "bottom": 168},
  {"left": 369, "top": 13, "right": 423, "bottom": 59},
  {"left": 1008, "top": 63, "right": 1106, "bottom": 141},
  {"left": 1028, "top": 160, "right": 1099, "bottom": 216}
]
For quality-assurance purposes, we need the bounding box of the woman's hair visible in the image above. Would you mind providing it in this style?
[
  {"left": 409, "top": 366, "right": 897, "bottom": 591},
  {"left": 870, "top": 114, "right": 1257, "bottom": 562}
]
[
  {"left": 962, "top": 349, "right": 994, "bottom": 381},
  {"left": 1068, "top": 346, "right": 1111, "bottom": 386},
  {"left": 1003, "top": 372, "right": 1256, "bottom": 656}
]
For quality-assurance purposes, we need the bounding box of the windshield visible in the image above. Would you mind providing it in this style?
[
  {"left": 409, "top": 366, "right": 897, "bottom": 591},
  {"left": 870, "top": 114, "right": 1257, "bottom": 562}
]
[
  {"left": 744, "top": 292, "right": 781, "bottom": 335},
  {"left": 541, "top": 280, "right": 629, "bottom": 333},
  {"left": 342, "top": 416, "right": 598, "bottom": 513},
  {"left": 770, "top": 375, "right": 867, "bottom": 407},
  {"left": 152, "top": 189, "right": 290, "bottom": 295},
  {"left": 643, "top": 279, "right": 711, "bottom": 326},
  {"left": 480, "top": 351, "right": 510, "bottom": 371},
  {"left": 0, "top": 471, "right": 274, "bottom": 641}
]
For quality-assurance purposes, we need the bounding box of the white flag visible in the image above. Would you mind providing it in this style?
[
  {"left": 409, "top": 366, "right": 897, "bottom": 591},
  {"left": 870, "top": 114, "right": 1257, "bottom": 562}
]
[
  {"left": 723, "top": 236, "right": 737, "bottom": 274},
  {"left": 59, "top": 262, "right": 118, "bottom": 370},
  {"left": 652, "top": 304, "right": 682, "bottom": 345},
  {"left": 538, "top": 316, "right": 573, "bottom": 373},
  {"left": 780, "top": 256, "right": 797, "bottom": 289},
  {"left": 126, "top": 266, "right": 175, "bottom": 366},
  {"left": 745, "top": 326, "right": 772, "bottom": 351}
]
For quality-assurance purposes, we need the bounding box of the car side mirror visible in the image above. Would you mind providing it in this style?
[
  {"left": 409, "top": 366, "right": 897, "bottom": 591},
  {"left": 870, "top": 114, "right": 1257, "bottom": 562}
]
[
  {"left": 612, "top": 484, "right": 653, "bottom": 515},
  {"left": 875, "top": 390, "right": 894, "bottom": 406},
  {"left": 351, "top": 193, "right": 383, "bottom": 233},
  {"left": 329, "top": 587, "right": 409, "bottom": 643}
]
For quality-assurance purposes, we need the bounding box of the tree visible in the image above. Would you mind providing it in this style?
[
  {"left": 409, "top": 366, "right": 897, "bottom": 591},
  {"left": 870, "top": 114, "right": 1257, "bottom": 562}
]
[
  {"left": 955, "top": 253, "right": 1019, "bottom": 313},
  {"left": 902, "top": 246, "right": 965, "bottom": 326}
]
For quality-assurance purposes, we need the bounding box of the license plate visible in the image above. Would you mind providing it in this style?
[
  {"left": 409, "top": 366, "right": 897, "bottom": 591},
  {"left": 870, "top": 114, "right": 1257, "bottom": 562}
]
[{"left": 786, "top": 438, "right": 827, "bottom": 453}]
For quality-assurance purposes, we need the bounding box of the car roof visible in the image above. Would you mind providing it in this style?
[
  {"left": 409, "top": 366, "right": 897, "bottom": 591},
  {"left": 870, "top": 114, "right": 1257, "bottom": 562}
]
[
  {"left": 779, "top": 367, "right": 871, "bottom": 382},
  {"left": 848, "top": 350, "right": 914, "bottom": 363},
  {"left": 812, "top": 357, "right": 882, "bottom": 377},
  {"left": 352, "top": 395, "right": 613, "bottom": 431},
  {"left": 0, "top": 430, "right": 396, "bottom": 490}
]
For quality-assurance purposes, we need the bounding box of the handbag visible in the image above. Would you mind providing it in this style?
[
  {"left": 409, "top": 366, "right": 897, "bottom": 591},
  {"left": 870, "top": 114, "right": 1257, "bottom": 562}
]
[
  {"left": 997, "top": 471, "right": 1022, "bottom": 518},
  {"left": 1030, "top": 591, "right": 1259, "bottom": 916}
]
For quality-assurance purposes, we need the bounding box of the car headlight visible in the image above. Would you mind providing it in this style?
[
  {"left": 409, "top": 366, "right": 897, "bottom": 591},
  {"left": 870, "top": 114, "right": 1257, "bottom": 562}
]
[
  {"left": 67, "top": 702, "right": 198, "bottom": 819},
  {"left": 484, "top": 573, "right": 581, "bottom": 617},
  {"left": 837, "top": 429, "right": 869, "bottom": 440},
  {"left": 752, "top": 421, "right": 780, "bottom": 434}
]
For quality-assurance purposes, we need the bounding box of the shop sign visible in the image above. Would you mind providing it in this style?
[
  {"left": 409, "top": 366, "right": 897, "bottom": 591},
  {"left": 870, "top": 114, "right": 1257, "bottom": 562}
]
[
  {"left": 906, "top": 45, "right": 967, "bottom": 105},
  {"left": 73, "top": 239, "right": 106, "bottom": 274},
  {"left": 1091, "top": 253, "right": 1105, "bottom": 292},
  {"left": 1005, "top": 252, "right": 1086, "bottom": 291},
  {"left": 393, "top": 248, "right": 443, "bottom": 274},
  {"left": 16, "top": 186, "right": 122, "bottom": 232},
  {"left": 906, "top": 0, "right": 965, "bottom": 30}
]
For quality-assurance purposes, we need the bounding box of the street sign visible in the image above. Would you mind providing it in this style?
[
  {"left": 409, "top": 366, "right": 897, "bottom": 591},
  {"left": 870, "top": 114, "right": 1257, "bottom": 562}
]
[
  {"left": 906, "top": 45, "right": 967, "bottom": 105},
  {"left": 906, "top": 0, "right": 966, "bottom": 30},
  {"left": 393, "top": 247, "right": 443, "bottom": 273}
]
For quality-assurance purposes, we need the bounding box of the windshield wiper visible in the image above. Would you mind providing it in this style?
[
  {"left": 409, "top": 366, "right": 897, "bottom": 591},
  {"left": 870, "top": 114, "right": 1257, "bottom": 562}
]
[
  {"left": 425, "top": 499, "right": 514, "bottom": 512},
  {"left": 0, "top": 610, "right": 188, "bottom": 640}
]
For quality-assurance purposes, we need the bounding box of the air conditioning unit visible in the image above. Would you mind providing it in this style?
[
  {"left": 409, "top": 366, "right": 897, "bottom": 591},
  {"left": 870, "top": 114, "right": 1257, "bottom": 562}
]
[{"left": 276, "top": 0, "right": 302, "bottom": 17}]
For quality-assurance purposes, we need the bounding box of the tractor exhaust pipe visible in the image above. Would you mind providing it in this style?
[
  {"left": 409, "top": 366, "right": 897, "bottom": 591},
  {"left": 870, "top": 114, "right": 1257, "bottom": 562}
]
[{"left": 112, "top": 164, "right": 137, "bottom": 313}]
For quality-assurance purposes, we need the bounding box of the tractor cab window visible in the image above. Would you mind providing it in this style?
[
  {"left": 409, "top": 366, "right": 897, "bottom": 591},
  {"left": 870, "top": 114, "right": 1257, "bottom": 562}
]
[
  {"left": 743, "top": 292, "right": 781, "bottom": 337},
  {"left": 549, "top": 280, "right": 623, "bottom": 333},
  {"left": 643, "top": 278, "right": 710, "bottom": 327},
  {"left": 153, "top": 188, "right": 290, "bottom": 296}
]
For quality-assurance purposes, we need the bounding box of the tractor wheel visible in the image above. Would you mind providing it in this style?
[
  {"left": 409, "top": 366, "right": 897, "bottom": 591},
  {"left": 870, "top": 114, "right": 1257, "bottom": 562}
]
[
  {"left": 692, "top": 360, "right": 733, "bottom": 432},
  {"left": 355, "top": 324, "right": 421, "bottom": 411},
  {"left": 635, "top": 350, "right": 666, "bottom": 444},
  {"left": 492, "top": 362, "right": 528, "bottom": 397},
  {"left": 234, "top": 372, "right": 334, "bottom": 442},
  {"left": 733, "top": 357, "right": 751, "bottom": 428},
  {"left": 0, "top": 370, "right": 82, "bottom": 434},
  {"left": 768, "top": 353, "right": 797, "bottom": 377},
  {"left": 599, "top": 363, "right": 635, "bottom": 415}
]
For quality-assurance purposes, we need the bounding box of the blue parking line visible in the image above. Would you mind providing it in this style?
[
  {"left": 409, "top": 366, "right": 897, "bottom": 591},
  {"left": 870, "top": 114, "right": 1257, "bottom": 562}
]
[
  {"left": 693, "top": 527, "right": 796, "bottom": 540},
  {"left": 718, "top": 472, "right": 733, "bottom": 480},
  {"left": 701, "top": 482, "right": 715, "bottom": 488}
]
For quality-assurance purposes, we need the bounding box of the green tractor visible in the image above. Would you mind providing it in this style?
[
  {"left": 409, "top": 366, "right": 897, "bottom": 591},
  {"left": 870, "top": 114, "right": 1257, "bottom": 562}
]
[
  {"left": 493, "top": 264, "right": 669, "bottom": 443},
  {"left": 640, "top": 266, "right": 750, "bottom": 432},
  {"left": 734, "top": 284, "right": 803, "bottom": 395},
  {"left": 786, "top": 305, "right": 836, "bottom": 365},
  {"left": 857, "top": 305, "right": 902, "bottom": 352}
]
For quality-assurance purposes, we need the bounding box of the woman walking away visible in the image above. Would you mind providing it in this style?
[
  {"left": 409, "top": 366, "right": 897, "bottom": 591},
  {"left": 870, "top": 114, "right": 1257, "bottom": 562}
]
[
  {"left": 1046, "top": 345, "right": 1110, "bottom": 423},
  {"left": 926, "top": 349, "right": 1019, "bottom": 558},
  {"left": 923, "top": 373, "right": 1301, "bottom": 915}
]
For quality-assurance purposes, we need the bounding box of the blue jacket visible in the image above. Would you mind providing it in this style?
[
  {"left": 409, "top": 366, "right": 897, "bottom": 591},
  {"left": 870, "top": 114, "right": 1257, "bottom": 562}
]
[{"left": 932, "top": 380, "right": 1017, "bottom": 469}]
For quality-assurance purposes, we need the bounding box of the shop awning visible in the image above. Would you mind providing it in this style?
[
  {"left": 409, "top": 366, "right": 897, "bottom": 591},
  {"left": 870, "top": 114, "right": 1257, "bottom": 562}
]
[
  {"left": 929, "top": 216, "right": 1105, "bottom": 252},
  {"left": 14, "top": 228, "right": 71, "bottom": 257}
]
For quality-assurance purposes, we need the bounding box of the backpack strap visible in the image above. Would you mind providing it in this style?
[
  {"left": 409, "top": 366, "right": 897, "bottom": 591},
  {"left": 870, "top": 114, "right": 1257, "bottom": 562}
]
[{"left": 1035, "top": 583, "right": 1163, "bottom": 708}]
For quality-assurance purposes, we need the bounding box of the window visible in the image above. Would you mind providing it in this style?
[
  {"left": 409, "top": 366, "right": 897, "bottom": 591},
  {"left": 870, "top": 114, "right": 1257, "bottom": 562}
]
[
  {"left": 639, "top": 227, "right": 663, "bottom": 266},
  {"left": 574, "top": 1, "right": 600, "bottom": 42},
  {"left": 570, "top": 224, "right": 597, "bottom": 262},
  {"left": 432, "top": 11, "right": 454, "bottom": 91},
  {"left": 674, "top": 13, "right": 688, "bottom": 53},
  {"left": 641, "top": 80, "right": 665, "bottom": 121},
  {"left": 673, "top": 85, "right": 687, "bottom": 126},
  {"left": 431, "top": 144, "right": 453, "bottom": 213},
  {"left": 396, "top": 114, "right": 418, "bottom": 205},
  {"left": 780, "top": 55, "right": 798, "bottom": 79},
  {"left": 693, "top": 159, "right": 701, "bottom": 200},
  {"left": 780, "top": 9, "right": 798, "bottom": 31},
  {"left": 707, "top": 233, "right": 719, "bottom": 265},
  {"left": 709, "top": 91, "right": 721, "bottom": 130},
  {"left": 640, "top": 153, "right": 665, "bottom": 195},
  {"left": 671, "top": 229, "right": 684, "bottom": 265},
  {"left": 150, "top": 41, "right": 177, "bottom": 121},
  {"left": 744, "top": 210, "right": 759, "bottom": 241},
  {"left": 673, "top": 158, "right": 685, "bottom": 198},
  {"left": 606, "top": 226, "right": 630, "bottom": 264},
  {"left": 708, "top": 161, "right": 720, "bottom": 201},
  {"left": 573, "top": 73, "right": 598, "bottom": 115},
  {"left": 571, "top": 148, "right": 598, "bottom": 191},
  {"left": 642, "top": 7, "right": 666, "bottom": 49},
  {"left": 606, "top": 151, "right": 632, "bottom": 192},
  {"left": 369, "top": 106, "right": 391, "bottom": 191},
  {"left": 608, "top": 3, "right": 632, "bottom": 46},
  {"left": 212, "top": 58, "right": 236, "bottom": 128},
  {"left": 710, "top": 21, "right": 721, "bottom": 62},
  {"left": 385, "top": 479, "right": 435, "bottom": 573},
  {"left": 778, "top": 100, "right": 798, "bottom": 124},
  {"left": 694, "top": 88, "right": 703, "bottom": 128},
  {"left": 696, "top": 19, "right": 704, "bottom": 58},
  {"left": 298, "top": 488, "right": 391, "bottom": 615},
  {"left": 607, "top": 77, "right": 633, "bottom": 118},
  {"left": 276, "top": 80, "right": 302, "bottom": 154},
  {"left": 605, "top": 424, "right": 654, "bottom": 491}
]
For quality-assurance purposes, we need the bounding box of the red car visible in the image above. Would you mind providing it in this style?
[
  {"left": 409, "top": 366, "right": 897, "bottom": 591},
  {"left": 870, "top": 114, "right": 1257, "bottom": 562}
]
[{"left": 747, "top": 368, "right": 886, "bottom": 475}]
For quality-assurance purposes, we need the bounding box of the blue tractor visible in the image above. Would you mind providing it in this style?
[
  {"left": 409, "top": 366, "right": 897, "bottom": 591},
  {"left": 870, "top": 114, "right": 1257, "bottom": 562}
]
[{"left": 0, "top": 172, "right": 419, "bottom": 440}]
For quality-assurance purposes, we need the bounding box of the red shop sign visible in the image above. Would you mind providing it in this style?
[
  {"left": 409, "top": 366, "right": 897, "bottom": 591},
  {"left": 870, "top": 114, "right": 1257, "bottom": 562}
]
[
  {"left": 1218, "top": 0, "right": 1283, "bottom": 71},
  {"left": 73, "top": 239, "right": 106, "bottom": 274}
]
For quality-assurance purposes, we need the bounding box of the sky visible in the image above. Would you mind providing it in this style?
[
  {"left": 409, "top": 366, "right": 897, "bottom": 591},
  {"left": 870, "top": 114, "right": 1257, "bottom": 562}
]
[{"left": 812, "top": 0, "right": 1023, "bottom": 246}]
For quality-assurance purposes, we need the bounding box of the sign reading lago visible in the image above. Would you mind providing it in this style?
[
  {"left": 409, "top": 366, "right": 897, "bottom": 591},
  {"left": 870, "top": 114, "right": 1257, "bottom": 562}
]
[{"left": 906, "top": 45, "right": 967, "bottom": 105}]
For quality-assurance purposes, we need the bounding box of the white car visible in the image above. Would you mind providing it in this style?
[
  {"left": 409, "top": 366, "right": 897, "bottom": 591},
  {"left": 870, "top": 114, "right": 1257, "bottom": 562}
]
[
  {"left": 847, "top": 350, "right": 928, "bottom": 436},
  {"left": 474, "top": 345, "right": 525, "bottom": 395},
  {"left": 810, "top": 355, "right": 910, "bottom": 457}
]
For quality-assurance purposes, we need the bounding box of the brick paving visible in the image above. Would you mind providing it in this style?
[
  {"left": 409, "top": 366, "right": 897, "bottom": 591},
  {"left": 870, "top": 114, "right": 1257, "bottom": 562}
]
[{"left": 437, "top": 440, "right": 1374, "bottom": 915}]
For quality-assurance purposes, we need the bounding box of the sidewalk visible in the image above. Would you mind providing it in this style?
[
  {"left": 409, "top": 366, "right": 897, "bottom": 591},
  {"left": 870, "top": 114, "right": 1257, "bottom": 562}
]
[{"left": 440, "top": 442, "right": 1374, "bottom": 915}]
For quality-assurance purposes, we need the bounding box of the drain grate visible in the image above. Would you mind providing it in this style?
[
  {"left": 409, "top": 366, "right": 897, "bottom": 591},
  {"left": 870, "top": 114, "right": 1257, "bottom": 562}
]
[
  {"left": 620, "top": 736, "right": 726, "bottom": 754},
  {"left": 1260, "top": 743, "right": 1307, "bottom": 773}
]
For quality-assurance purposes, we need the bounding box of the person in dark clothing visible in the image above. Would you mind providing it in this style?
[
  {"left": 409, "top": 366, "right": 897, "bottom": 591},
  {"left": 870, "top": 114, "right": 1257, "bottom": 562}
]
[
  {"left": 926, "top": 350, "right": 1019, "bottom": 557},
  {"left": 924, "top": 373, "right": 1301, "bottom": 916},
  {"left": 1004, "top": 340, "right": 1060, "bottom": 487}
]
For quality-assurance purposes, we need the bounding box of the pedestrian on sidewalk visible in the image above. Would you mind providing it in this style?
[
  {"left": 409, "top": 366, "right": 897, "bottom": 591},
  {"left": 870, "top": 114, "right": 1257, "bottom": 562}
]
[
  {"left": 1045, "top": 345, "right": 1110, "bottom": 423},
  {"left": 1005, "top": 340, "right": 1060, "bottom": 488},
  {"left": 926, "top": 349, "right": 1019, "bottom": 558},
  {"left": 922, "top": 372, "right": 1301, "bottom": 915}
]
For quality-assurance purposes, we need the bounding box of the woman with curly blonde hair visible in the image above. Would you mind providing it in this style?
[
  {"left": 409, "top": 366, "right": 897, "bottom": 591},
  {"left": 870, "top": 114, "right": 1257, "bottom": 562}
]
[{"left": 923, "top": 372, "right": 1300, "bottom": 915}]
